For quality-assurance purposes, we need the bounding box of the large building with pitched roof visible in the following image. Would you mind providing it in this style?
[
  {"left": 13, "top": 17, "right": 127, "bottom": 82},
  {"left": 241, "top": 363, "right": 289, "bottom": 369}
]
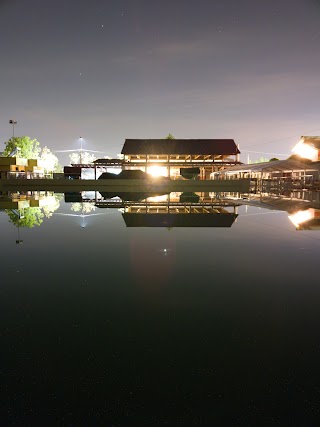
[{"left": 120, "top": 138, "right": 241, "bottom": 179}]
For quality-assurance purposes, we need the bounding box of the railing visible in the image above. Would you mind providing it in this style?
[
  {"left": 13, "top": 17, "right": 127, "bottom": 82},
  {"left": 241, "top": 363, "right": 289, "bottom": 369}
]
[
  {"left": 250, "top": 177, "right": 320, "bottom": 192},
  {"left": 6, "top": 172, "right": 53, "bottom": 179}
]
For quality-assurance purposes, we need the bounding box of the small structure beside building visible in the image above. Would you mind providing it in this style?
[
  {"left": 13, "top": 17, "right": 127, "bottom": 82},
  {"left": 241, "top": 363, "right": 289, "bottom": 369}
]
[
  {"left": 63, "top": 166, "right": 82, "bottom": 179},
  {"left": 211, "top": 136, "right": 320, "bottom": 191}
]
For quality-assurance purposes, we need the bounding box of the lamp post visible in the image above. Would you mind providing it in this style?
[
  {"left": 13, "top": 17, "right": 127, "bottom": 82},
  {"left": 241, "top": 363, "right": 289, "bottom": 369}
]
[
  {"left": 79, "top": 136, "right": 83, "bottom": 164},
  {"left": 16, "top": 224, "right": 23, "bottom": 244},
  {"left": 16, "top": 209, "right": 24, "bottom": 244},
  {"left": 9, "top": 119, "right": 17, "bottom": 139}
]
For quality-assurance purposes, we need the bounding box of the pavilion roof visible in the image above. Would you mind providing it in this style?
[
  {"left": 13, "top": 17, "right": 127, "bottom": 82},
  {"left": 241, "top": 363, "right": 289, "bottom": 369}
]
[{"left": 121, "top": 139, "right": 240, "bottom": 155}]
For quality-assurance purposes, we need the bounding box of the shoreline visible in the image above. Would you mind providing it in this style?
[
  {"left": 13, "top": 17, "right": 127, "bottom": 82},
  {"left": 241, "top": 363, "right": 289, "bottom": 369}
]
[{"left": 0, "top": 178, "right": 251, "bottom": 193}]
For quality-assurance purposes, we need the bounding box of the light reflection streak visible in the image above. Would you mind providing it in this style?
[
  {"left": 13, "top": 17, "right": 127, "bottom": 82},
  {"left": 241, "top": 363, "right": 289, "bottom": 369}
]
[
  {"left": 53, "top": 213, "right": 106, "bottom": 217},
  {"left": 241, "top": 211, "right": 284, "bottom": 216}
]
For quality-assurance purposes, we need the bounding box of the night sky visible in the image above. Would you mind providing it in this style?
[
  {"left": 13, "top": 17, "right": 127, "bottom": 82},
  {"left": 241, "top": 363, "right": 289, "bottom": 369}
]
[{"left": 1, "top": 0, "right": 320, "bottom": 164}]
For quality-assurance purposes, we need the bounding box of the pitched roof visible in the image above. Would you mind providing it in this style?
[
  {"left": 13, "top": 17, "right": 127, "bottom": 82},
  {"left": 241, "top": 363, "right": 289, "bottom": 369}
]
[
  {"left": 93, "top": 158, "right": 123, "bottom": 164},
  {"left": 121, "top": 139, "right": 240, "bottom": 155}
]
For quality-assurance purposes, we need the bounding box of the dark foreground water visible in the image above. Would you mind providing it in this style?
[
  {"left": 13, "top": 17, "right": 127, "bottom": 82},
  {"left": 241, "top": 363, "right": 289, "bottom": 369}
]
[{"left": 1, "top": 191, "right": 320, "bottom": 425}]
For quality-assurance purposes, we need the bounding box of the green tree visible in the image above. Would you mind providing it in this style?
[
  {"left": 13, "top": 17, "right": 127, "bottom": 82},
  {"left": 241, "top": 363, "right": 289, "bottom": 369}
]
[
  {"left": 269, "top": 157, "right": 279, "bottom": 162},
  {"left": 165, "top": 133, "right": 175, "bottom": 139},
  {"left": 6, "top": 208, "right": 44, "bottom": 228},
  {"left": 4, "top": 136, "right": 41, "bottom": 159}
]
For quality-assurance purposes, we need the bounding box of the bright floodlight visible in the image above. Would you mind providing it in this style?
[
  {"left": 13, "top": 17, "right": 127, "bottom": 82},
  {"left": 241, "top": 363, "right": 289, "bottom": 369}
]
[
  {"left": 148, "top": 166, "right": 168, "bottom": 177},
  {"left": 292, "top": 139, "right": 318, "bottom": 161}
]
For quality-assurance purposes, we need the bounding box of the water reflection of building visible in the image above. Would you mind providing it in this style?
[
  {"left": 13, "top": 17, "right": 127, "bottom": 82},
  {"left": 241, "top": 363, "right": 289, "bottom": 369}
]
[
  {"left": 227, "top": 191, "right": 320, "bottom": 231},
  {"left": 64, "top": 189, "right": 320, "bottom": 230},
  {"left": 93, "top": 192, "right": 240, "bottom": 228},
  {"left": 232, "top": 192, "right": 317, "bottom": 213},
  {"left": 0, "top": 191, "right": 59, "bottom": 210}
]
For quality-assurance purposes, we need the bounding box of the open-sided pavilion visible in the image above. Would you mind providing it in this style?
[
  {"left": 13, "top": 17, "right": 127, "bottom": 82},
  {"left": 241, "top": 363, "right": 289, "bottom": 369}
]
[{"left": 120, "top": 138, "right": 241, "bottom": 179}]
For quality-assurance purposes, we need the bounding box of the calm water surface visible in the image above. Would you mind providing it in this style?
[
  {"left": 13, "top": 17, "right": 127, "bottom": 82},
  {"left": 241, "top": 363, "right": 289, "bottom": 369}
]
[{"left": 1, "top": 191, "right": 320, "bottom": 425}]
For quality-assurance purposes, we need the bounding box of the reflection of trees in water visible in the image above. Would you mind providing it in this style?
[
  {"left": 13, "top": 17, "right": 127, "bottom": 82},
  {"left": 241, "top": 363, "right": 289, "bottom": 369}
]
[
  {"left": 71, "top": 202, "right": 96, "bottom": 214},
  {"left": 42, "top": 194, "right": 62, "bottom": 218},
  {"left": 5, "top": 194, "right": 62, "bottom": 228},
  {"left": 6, "top": 208, "right": 44, "bottom": 228}
]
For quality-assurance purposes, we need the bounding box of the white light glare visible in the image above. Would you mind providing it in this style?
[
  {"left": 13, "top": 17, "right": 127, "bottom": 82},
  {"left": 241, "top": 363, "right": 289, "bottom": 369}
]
[
  {"left": 147, "top": 166, "right": 168, "bottom": 177},
  {"left": 291, "top": 139, "right": 318, "bottom": 161},
  {"left": 288, "top": 208, "right": 314, "bottom": 228}
]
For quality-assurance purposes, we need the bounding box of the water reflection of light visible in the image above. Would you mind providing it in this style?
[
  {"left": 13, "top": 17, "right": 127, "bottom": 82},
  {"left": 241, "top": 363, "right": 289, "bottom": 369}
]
[
  {"left": 147, "top": 194, "right": 169, "bottom": 202},
  {"left": 157, "top": 248, "right": 173, "bottom": 256},
  {"left": 54, "top": 213, "right": 104, "bottom": 217},
  {"left": 288, "top": 209, "right": 314, "bottom": 228},
  {"left": 54, "top": 212, "right": 106, "bottom": 229}
]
